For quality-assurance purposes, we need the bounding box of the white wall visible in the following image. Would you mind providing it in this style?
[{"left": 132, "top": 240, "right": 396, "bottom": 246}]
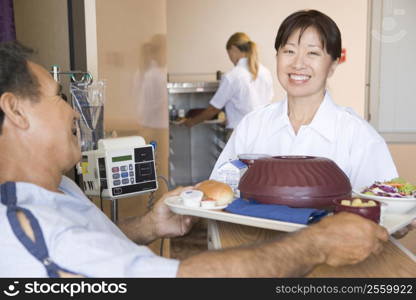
[
  {"left": 166, "top": 0, "right": 416, "bottom": 184},
  {"left": 85, "top": 0, "right": 170, "bottom": 255},
  {"left": 167, "top": 0, "right": 369, "bottom": 116}
]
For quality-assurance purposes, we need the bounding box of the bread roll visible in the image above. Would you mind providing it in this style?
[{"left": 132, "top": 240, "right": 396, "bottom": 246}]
[{"left": 195, "top": 180, "right": 234, "bottom": 206}]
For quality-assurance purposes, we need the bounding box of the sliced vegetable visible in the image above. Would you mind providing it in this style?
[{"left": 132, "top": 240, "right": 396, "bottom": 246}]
[{"left": 361, "top": 178, "right": 416, "bottom": 198}]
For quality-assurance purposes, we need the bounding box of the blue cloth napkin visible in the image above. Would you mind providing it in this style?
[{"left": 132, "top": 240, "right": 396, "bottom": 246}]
[{"left": 225, "top": 198, "right": 329, "bottom": 225}]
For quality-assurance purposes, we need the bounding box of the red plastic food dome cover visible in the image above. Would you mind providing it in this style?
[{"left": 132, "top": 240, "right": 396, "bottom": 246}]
[{"left": 238, "top": 156, "right": 352, "bottom": 208}]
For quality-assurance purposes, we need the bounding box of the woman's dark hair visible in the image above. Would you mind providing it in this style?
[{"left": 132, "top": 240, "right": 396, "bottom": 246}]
[
  {"left": 0, "top": 41, "right": 39, "bottom": 133},
  {"left": 274, "top": 10, "right": 341, "bottom": 61}
]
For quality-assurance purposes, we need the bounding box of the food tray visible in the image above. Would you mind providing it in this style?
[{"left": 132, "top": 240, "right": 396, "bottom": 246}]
[{"left": 165, "top": 196, "right": 416, "bottom": 234}]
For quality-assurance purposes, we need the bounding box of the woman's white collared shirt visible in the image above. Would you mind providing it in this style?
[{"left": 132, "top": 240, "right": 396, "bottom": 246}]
[
  {"left": 210, "top": 57, "right": 274, "bottom": 129},
  {"left": 210, "top": 92, "right": 398, "bottom": 189}
]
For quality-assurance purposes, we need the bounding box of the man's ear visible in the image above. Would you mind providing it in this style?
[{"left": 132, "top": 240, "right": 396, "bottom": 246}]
[{"left": 0, "top": 92, "right": 30, "bottom": 130}]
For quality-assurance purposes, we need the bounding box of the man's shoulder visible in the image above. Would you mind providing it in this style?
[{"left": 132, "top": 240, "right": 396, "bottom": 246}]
[
  {"left": 60, "top": 176, "right": 84, "bottom": 194},
  {"left": 59, "top": 176, "right": 92, "bottom": 203}
]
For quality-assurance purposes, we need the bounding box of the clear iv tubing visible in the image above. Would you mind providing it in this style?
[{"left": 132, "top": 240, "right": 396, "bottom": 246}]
[
  {"left": 51, "top": 66, "right": 97, "bottom": 131},
  {"left": 69, "top": 86, "right": 95, "bottom": 131}
]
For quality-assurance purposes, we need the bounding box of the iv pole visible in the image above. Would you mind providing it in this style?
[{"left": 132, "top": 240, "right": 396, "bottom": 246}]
[
  {"left": 49, "top": 65, "right": 120, "bottom": 222},
  {"left": 50, "top": 65, "right": 93, "bottom": 86}
]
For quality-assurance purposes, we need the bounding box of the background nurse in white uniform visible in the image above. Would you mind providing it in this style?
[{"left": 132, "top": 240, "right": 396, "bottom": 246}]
[
  {"left": 211, "top": 10, "right": 398, "bottom": 190},
  {"left": 184, "top": 32, "right": 274, "bottom": 139}
]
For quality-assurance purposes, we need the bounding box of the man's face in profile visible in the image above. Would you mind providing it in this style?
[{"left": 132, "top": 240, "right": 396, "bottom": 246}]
[{"left": 22, "top": 61, "right": 81, "bottom": 173}]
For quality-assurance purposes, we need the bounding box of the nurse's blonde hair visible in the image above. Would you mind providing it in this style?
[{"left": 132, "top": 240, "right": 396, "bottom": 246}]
[{"left": 226, "top": 32, "right": 259, "bottom": 80}]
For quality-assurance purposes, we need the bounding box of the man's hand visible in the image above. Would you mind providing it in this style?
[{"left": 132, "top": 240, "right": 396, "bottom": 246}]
[
  {"left": 149, "top": 187, "right": 199, "bottom": 239},
  {"left": 311, "top": 212, "right": 389, "bottom": 267},
  {"left": 117, "top": 187, "right": 198, "bottom": 244}
]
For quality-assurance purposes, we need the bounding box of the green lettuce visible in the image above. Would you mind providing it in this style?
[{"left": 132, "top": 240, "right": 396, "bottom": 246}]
[
  {"left": 400, "top": 183, "right": 416, "bottom": 195},
  {"left": 388, "top": 177, "right": 416, "bottom": 195}
]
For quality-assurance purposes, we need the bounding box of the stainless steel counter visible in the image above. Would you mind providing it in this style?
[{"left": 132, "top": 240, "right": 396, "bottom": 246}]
[
  {"left": 167, "top": 81, "right": 219, "bottom": 94},
  {"left": 168, "top": 81, "right": 224, "bottom": 187}
]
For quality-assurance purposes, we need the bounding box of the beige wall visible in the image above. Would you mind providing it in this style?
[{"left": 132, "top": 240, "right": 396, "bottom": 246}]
[
  {"left": 167, "top": 0, "right": 369, "bottom": 116},
  {"left": 13, "top": 0, "right": 71, "bottom": 93},
  {"left": 94, "top": 0, "right": 167, "bottom": 130},
  {"left": 15, "top": 0, "right": 170, "bottom": 255},
  {"left": 166, "top": 0, "right": 415, "bottom": 183},
  {"left": 10, "top": 0, "right": 416, "bottom": 256},
  {"left": 88, "top": 0, "right": 169, "bottom": 255},
  {"left": 93, "top": 0, "right": 168, "bottom": 177},
  {"left": 13, "top": 0, "right": 74, "bottom": 179},
  {"left": 389, "top": 144, "right": 416, "bottom": 184},
  {"left": 13, "top": 0, "right": 415, "bottom": 206}
]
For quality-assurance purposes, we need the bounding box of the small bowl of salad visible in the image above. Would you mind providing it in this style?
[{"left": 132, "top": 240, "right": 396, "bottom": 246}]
[{"left": 353, "top": 178, "right": 416, "bottom": 214}]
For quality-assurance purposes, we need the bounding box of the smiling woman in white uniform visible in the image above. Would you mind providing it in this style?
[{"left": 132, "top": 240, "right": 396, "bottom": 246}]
[
  {"left": 211, "top": 10, "right": 398, "bottom": 190},
  {"left": 184, "top": 32, "right": 274, "bottom": 137}
]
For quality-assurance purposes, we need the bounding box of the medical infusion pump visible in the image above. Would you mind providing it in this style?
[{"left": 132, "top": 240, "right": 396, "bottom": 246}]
[{"left": 80, "top": 136, "right": 158, "bottom": 199}]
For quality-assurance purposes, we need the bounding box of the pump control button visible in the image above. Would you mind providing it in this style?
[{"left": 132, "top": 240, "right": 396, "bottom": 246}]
[{"left": 113, "top": 188, "right": 122, "bottom": 195}]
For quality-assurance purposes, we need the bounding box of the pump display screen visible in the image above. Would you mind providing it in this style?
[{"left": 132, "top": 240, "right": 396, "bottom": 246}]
[{"left": 112, "top": 155, "right": 132, "bottom": 162}]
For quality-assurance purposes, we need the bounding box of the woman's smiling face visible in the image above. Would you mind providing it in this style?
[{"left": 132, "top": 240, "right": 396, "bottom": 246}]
[{"left": 276, "top": 26, "right": 338, "bottom": 100}]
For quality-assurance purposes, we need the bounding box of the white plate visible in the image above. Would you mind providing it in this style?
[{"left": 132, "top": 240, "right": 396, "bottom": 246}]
[
  {"left": 353, "top": 189, "right": 416, "bottom": 214},
  {"left": 166, "top": 196, "right": 228, "bottom": 210},
  {"left": 165, "top": 196, "right": 416, "bottom": 234},
  {"left": 353, "top": 189, "right": 416, "bottom": 201},
  {"left": 382, "top": 208, "right": 416, "bottom": 234}
]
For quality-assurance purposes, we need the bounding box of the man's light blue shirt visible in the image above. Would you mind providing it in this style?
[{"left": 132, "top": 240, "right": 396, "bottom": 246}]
[{"left": 0, "top": 176, "right": 179, "bottom": 277}]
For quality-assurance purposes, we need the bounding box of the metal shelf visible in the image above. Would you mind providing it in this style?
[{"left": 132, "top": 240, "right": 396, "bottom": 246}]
[{"left": 167, "top": 82, "right": 219, "bottom": 94}]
